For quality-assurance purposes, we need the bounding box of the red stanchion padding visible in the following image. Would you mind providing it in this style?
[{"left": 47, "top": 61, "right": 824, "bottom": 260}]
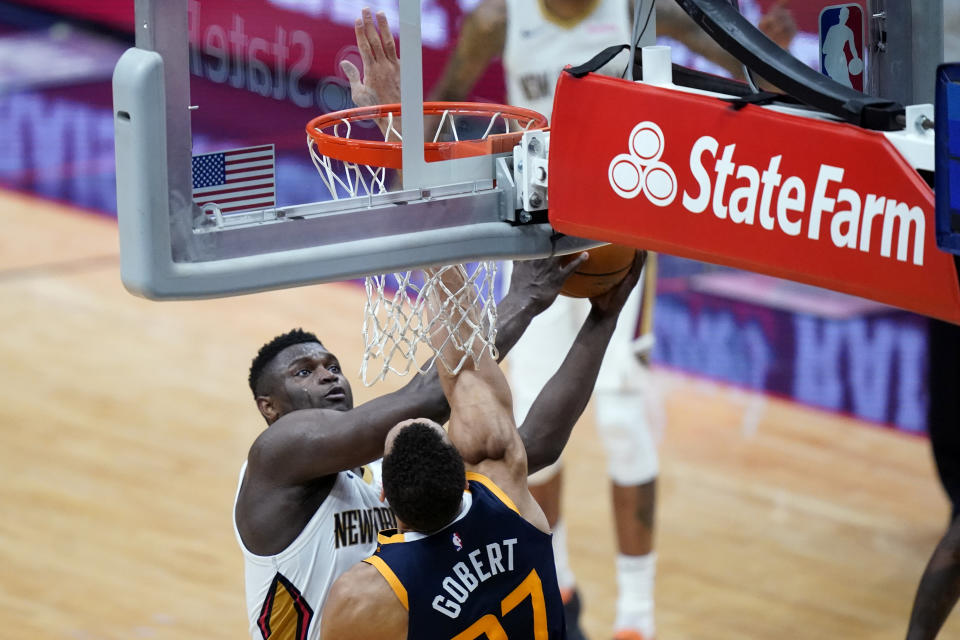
[{"left": 548, "top": 71, "right": 960, "bottom": 324}]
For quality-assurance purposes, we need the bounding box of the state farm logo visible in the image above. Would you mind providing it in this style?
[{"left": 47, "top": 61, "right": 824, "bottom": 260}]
[
  {"left": 606, "top": 121, "right": 927, "bottom": 267},
  {"left": 608, "top": 121, "right": 677, "bottom": 206}
]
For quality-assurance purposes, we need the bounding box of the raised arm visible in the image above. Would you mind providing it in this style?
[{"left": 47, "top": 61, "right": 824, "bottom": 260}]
[
  {"left": 654, "top": 0, "right": 746, "bottom": 77},
  {"left": 518, "top": 251, "right": 646, "bottom": 474},
  {"left": 449, "top": 256, "right": 591, "bottom": 486},
  {"left": 655, "top": 0, "right": 796, "bottom": 83},
  {"left": 249, "top": 257, "right": 584, "bottom": 485},
  {"left": 248, "top": 369, "right": 447, "bottom": 483},
  {"left": 424, "top": 263, "right": 547, "bottom": 529},
  {"left": 757, "top": 0, "right": 798, "bottom": 52},
  {"left": 430, "top": 251, "right": 645, "bottom": 522},
  {"left": 429, "top": 0, "right": 506, "bottom": 101}
]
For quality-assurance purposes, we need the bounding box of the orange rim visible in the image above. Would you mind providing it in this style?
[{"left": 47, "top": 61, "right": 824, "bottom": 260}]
[{"left": 306, "top": 102, "right": 549, "bottom": 170}]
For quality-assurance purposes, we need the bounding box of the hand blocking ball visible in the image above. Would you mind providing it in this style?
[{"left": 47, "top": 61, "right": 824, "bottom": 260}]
[{"left": 559, "top": 244, "right": 637, "bottom": 298}]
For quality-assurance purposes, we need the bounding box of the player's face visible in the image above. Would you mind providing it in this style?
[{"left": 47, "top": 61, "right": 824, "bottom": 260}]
[{"left": 268, "top": 342, "right": 354, "bottom": 414}]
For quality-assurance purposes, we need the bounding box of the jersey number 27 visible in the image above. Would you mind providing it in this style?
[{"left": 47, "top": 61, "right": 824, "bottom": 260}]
[{"left": 451, "top": 569, "right": 549, "bottom": 640}]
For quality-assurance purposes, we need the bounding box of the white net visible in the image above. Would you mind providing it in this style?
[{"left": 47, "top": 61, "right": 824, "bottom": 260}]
[
  {"left": 307, "top": 111, "right": 399, "bottom": 199},
  {"left": 360, "top": 262, "right": 499, "bottom": 385},
  {"left": 308, "top": 106, "right": 522, "bottom": 384}
]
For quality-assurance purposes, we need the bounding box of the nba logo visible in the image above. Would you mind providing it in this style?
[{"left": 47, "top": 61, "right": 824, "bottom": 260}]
[
  {"left": 452, "top": 532, "right": 463, "bottom": 551},
  {"left": 819, "top": 3, "right": 865, "bottom": 92}
]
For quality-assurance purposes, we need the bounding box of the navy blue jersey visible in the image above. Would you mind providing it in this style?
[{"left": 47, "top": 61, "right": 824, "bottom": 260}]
[{"left": 364, "top": 472, "right": 566, "bottom": 639}]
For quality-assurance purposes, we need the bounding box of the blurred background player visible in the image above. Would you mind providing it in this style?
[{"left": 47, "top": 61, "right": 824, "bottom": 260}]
[
  {"left": 429, "top": 1, "right": 799, "bottom": 638},
  {"left": 905, "top": 324, "right": 960, "bottom": 638},
  {"left": 320, "top": 250, "right": 645, "bottom": 640},
  {"left": 902, "top": 15, "right": 960, "bottom": 638}
]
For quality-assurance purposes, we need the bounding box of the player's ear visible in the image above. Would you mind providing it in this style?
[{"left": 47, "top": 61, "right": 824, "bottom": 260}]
[
  {"left": 256, "top": 396, "right": 280, "bottom": 423},
  {"left": 380, "top": 485, "right": 386, "bottom": 502}
]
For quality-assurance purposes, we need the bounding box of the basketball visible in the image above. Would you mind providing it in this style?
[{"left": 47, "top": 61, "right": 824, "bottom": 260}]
[
  {"left": 848, "top": 58, "right": 864, "bottom": 75},
  {"left": 559, "top": 244, "right": 636, "bottom": 298}
]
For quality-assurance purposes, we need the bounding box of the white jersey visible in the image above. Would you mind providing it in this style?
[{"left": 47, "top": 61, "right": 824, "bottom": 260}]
[
  {"left": 500, "top": 0, "right": 657, "bottom": 486},
  {"left": 503, "top": 0, "right": 631, "bottom": 119},
  {"left": 233, "top": 461, "right": 395, "bottom": 640}
]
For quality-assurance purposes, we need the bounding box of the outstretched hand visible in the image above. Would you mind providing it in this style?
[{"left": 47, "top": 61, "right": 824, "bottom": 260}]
[
  {"left": 589, "top": 250, "right": 646, "bottom": 317},
  {"left": 508, "top": 253, "right": 590, "bottom": 316},
  {"left": 340, "top": 9, "right": 401, "bottom": 109},
  {"left": 758, "top": 0, "right": 797, "bottom": 50}
]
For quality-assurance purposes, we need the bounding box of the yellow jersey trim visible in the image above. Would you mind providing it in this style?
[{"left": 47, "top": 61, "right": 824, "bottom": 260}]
[
  {"left": 377, "top": 529, "right": 406, "bottom": 545},
  {"left": 466, "top": 471, "right": 520, "bottom": 515},
  {"left": 360, "top": 464, "right": 375, "bottom": 485},
  {"left": 536, "top": 0, "right": 602, "bottom": 29},
  {"left": 363, "top": 555, "right": 409, "bottom": 610}
]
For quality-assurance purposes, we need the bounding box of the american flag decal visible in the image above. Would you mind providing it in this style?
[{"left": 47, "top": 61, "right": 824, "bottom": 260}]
[{"left": 192, "top": 144, "right": 276, "bottom": 215}]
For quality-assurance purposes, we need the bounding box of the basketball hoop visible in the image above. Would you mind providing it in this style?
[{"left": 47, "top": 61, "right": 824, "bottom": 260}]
[
  {"left": 306, "top": 101, "right": 547, "bottom": 197},
  {"left": 306, "top": 102, "right": 547, "bottom": 385}
]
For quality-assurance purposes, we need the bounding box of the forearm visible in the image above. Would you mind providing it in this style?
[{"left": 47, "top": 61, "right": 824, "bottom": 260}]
[
  {"left": 272, "top": 371, "right": 450, "bottom": 478},
  {"left": 363, "top": 263, "right": 547, "bottom": 436},
  {"left": 906, "top": 518, "right": 960, "bottom": 640},
  {"left": 655, "top": 0, "right": 746, "bottom": 78},
  {"left": 519, "top": 310, "right": 620, "bottom": 473},
  {"left": 425, "top": 268, "right": 519, "bottom": 467},
  {"left": 428, "top": 0, "right": 504, "bottom": 101},
  {"left": 342, "top": 373, "right": 450, "bottom": 465},
  {"left": 494, "top": 288, "right": 549, "bottom": 361},
  {"left": 430, "top": 48, "right": 485, "bottom": 102},
  {"left": 428, "top": 266, "right": 552, "bottom": 368},
  {"left": 359, "top": 369, "right": 450, "bottom": 431}
]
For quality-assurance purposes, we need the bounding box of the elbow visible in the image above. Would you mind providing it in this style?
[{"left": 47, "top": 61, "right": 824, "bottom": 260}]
[{"left": 524, "top": 438, "right": 563, "bottom": 475}]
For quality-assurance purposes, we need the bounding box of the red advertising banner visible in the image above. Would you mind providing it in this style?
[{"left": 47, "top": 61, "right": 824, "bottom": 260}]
[{"left": 549, "top": 72, "right": 960, "bottom": 324}]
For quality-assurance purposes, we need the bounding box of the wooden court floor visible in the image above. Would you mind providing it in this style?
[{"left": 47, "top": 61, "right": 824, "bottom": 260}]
[{"left": 1, "top": 188, "right": 957, "bottom": 639}]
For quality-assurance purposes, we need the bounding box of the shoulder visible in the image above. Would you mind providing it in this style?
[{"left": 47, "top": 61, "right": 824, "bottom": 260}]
[
  {"left": 467, "top": 471, "right": 550, "bottom": 533},
  {"left": 321, "top": 562, "right": 408, "bottom": 640},
  {"left": 467, "top": 472, "right": 520, "bottom": 513}
]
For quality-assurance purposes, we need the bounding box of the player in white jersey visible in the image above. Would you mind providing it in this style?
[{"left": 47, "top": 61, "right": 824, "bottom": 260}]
[
  {"left": 233, "top": 275, "right": 567, "bottom": 639},
  {"left": 233, "top": 263, "right": 571, "bottom": 640},
  {"left": 429, "top": 2, "right": 800, "bottom": 638},
  {"left": 232, "top": 109, "right": 618, "bottom": 640}
]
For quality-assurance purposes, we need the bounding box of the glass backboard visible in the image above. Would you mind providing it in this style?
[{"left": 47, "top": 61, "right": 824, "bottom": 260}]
[{"left": 113, "top": 0, "right": 596, "bottom": 299}]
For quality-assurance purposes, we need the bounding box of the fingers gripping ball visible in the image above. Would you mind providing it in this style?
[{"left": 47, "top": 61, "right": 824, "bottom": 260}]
[{"left": 559, "top": 244, "right": 637, "bottom": 298}]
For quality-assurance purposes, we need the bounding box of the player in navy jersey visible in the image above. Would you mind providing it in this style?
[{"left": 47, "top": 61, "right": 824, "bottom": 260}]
[
  {"left": 319, "top": 253, "right": 646, "bottom": 639},
  {"left": 366, "top": 424, "right": 567, "bottom": 639}
]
